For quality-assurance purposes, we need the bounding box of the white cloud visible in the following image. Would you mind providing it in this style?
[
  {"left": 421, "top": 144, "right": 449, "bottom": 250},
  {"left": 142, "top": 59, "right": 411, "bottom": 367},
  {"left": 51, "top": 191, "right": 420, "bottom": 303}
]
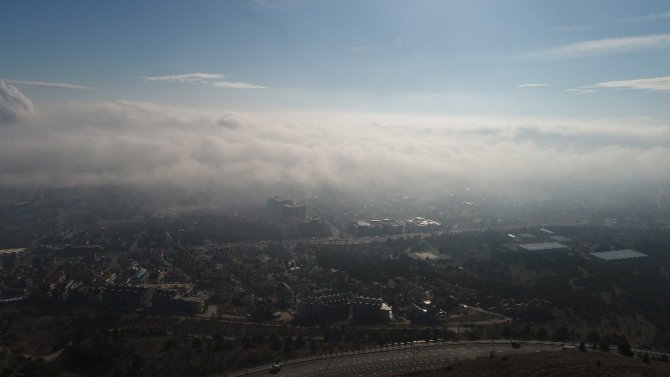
[
  {"left": 145, "top": 73, "right": 266, "bottom": 89},
  {"left": 519, "top": 34, "right": 670, "bottom": 60},
  {"left": 2, "top": 79, "right": 95, "bottom": 90},
  {"left": 210, "top": 81, "right": 267, "bottom": 89},
  {"left": 0, "top": 81, "right": 35, "bottom": 124},
  {"left": 144, "top": 73, "right": 226, "bottom": 83},
  {"left": 565, "top": 88, "right": 597, "bottom": 95},
  {"left": 623, "top": 12, "right": 670, "bottom": 23},
  {"left": 590, "top": 76, "right": 670, "bottom": 92},
  {"left": 568, "top": 75, "right": 670, "bottom": 93},
  {"left": 251, "top": 0, "right": 318, "bottom": 11},
  {"left": 555, "top": 25, "right": 589, "bottom": 32},
  {"left": 516, "top": 83, "right": 548, "bottom": 88}
]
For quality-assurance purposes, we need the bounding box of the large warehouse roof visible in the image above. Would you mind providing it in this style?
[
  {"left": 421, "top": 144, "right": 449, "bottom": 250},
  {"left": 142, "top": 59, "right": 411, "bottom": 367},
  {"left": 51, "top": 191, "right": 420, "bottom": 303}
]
[
  {"left": 591, "top": 250, "right": 648, "bottom": 261},
  {"left": 519, "top": 242, "right": 568, "bottom": 252}
]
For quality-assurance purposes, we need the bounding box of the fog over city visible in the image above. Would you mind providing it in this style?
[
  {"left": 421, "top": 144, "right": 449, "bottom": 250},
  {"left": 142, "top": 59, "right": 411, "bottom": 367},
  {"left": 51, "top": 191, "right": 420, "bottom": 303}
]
[{"left": 2, "top": 80, "right": 669, "bottom": 204}]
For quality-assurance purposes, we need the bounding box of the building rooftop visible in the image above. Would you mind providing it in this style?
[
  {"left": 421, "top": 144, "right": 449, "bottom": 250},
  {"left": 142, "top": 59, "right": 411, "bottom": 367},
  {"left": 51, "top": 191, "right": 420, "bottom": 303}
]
[
  {"left": 132, "top": 268, "right": 148, "bottom": 280},
  {"left": 0, "top": 248, "right": 27, "bottom": 256},
  {"left": 352, "top": 296, "right": 383, "bottom": 305},
  {"left": 297, "top": 294, "right": 348, "bottom": 305},
  {"left": 406, "top": 217, "right": 441, "bottom": 226},
  {"left": 591, "top": 250, "right": 648, "bottom": 261},
  {"left": 518, "top": 242, "right": 568, "bottom": 252}
]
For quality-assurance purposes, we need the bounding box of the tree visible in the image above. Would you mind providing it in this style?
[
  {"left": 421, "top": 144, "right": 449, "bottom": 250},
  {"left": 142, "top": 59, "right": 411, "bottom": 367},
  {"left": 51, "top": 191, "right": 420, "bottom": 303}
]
[
  {"left": 501, "top": 326, "right": 512, "bottom": 339},
  {"left": 552, "top": 326, "right": 569, "bottom": 342},
  {"left": 282, "top": 336, "right": 295, "bottom": 356},
  {"left": 617, "top": 341, "right": 633, "bottom": 357},
  {"left": 269, "top": 333, "right": 281, "bottom": 350},
  {"left": 163, "top": 338, "right": 179, "bottom": 351},
  {"left": 18, "top": 359, "right": 57, "bottom": 377},
  {"left": 520, "top": 325, "right": 534, "bottom": 340},
  {"left": 599, "top": 342, "right": 610, "bottom": 352},
  {"left": 585, "top": 330, "right": 600, "bottom": 345},
  {"left": 132, "top": 354, "right": 144, "bottom": 371},
  {"left": 295, "top": 335, "right": 305, "bottom": 349},
  {"left": 213, "top": 332, "right": 224, "bottom": 350},
  {"left": 192, "top": 337, "right": 203, "bottom": 351}
]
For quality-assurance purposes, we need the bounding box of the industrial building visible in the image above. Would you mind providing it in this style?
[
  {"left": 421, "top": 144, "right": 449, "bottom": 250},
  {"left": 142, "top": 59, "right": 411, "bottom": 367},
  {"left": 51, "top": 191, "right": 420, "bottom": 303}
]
[
  {"left": 549, "top": 235, "right": 572, "bottom": 243},
  {"left": 591, "top": 249, "right": 648, "bottom": 261},
  {"left": 518, "top": 242, "right": 568, "bottom": 254},
  {"left": 350, "top": 218, "right": 405, "bottom": 235}
]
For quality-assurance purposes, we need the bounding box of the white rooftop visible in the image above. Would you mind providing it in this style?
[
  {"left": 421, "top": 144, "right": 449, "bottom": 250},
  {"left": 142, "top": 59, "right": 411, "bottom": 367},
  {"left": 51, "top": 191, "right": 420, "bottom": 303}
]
[{"left": 591, "top": 250, "right": 648, "bottom": 261}]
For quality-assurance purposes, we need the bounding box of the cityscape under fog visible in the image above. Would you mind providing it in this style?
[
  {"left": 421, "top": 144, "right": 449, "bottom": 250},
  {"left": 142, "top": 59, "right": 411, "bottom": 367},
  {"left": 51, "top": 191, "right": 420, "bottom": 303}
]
[{"left": 1, "top": 1, "right": 670, "bottom": 376}]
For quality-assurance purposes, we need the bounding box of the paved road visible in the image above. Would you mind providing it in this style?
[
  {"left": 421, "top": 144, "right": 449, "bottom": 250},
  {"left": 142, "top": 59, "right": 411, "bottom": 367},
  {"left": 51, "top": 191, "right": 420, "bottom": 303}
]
[{"left": 224, "top": 340, "right": 563, "bottom": 377}]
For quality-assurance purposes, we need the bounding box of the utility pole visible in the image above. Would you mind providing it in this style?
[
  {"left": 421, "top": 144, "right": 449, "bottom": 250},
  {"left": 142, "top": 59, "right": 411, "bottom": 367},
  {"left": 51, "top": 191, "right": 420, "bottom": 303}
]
[
  {"left": 322, "top": 339, "right": 335, "bottom": 376},
  {"left": 490, "top": 323, "right": 496, "bottom": 357},
  {"left": 322, "top": 353, "right": 333, "bottom": 377}
]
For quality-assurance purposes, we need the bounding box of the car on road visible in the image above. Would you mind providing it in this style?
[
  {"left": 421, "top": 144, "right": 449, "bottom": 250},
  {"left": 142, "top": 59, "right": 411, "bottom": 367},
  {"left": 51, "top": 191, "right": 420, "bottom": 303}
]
[
  {"left": 511, "top": 342, "right": 521, "bottom": 349},
  {"left": 268, "top": 363, "right": 281, "bottom": 374}
]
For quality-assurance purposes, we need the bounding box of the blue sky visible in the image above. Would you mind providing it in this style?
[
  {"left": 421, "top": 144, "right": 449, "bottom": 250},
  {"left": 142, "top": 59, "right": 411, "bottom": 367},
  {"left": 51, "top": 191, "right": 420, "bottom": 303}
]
[{"left": 2, "top": 0, "right": 670, "bottom": 118}]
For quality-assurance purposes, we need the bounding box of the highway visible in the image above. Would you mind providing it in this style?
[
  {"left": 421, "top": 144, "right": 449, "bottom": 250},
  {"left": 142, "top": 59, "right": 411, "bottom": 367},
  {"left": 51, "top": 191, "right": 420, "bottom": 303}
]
[{"left": 224, "top": 340, "right": 563, "bottom": 377}]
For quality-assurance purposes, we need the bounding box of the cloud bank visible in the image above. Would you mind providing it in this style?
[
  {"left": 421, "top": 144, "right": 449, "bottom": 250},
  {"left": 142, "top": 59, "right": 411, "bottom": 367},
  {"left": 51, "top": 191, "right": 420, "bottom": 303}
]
[
  {"left": 520, "top": 34, "right": 670, "bottom": 60},
  {"left": 623, "top": 12, "right": 670, "bottom": 23},
  {"left": 145, "top": 73, "right": 226, "bottom": 83},
  {"left": 1, "top": 85, "right": 669, "bottom": 202},
  {"left": 590, "top": 75, "right": 670, "bottom": 92},
  {"left": 516, "top": 83, "right": 547, "bottom": 88},
  {"left": 0, "top": 81, "right": 35, "bottom": 124},
  {"left": 210, "top": 81, "right": 267, "bottom": 89},
  {"left": 144, "top": 73, "right": 266, "bottom": 89},
  {"left": 2, "top": 79, "right": 95, "bottom": 90},
  {"left": 567, "top": 75, "right": 670, "bottom": 94}
]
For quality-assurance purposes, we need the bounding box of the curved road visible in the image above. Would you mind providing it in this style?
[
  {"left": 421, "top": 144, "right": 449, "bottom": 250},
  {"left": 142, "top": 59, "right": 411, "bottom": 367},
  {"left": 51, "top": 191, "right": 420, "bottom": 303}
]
[{"left": 224, "top": 340, "right": 563, "bottom": 377}]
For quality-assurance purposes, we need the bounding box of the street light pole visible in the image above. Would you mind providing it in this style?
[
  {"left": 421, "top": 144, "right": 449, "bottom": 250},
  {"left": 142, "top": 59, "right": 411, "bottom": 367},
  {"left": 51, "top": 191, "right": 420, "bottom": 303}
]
[{"left": 322, "top": 353, "right": 333, "bottom": 376}]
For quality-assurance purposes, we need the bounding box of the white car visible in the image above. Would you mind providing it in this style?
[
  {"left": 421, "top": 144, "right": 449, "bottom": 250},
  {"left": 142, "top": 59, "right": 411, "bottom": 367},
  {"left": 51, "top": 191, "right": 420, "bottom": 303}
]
[{"left": 268, "top": 363, "right": 281, "bottom": 373}]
